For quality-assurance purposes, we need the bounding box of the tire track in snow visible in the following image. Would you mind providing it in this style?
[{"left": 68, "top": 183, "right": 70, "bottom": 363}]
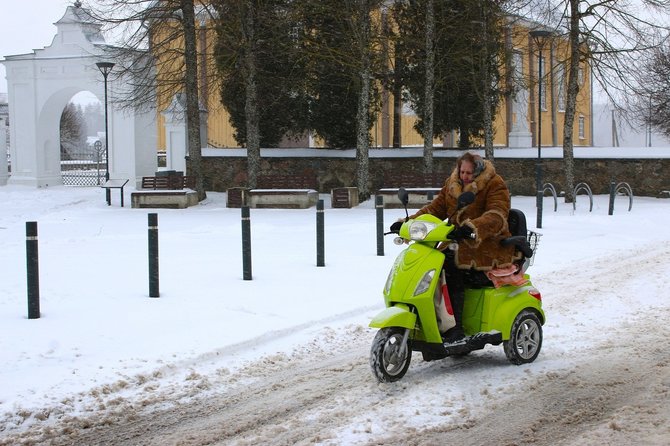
[{"left": 1, "top": 241, "right": 668, "bottom": 445}]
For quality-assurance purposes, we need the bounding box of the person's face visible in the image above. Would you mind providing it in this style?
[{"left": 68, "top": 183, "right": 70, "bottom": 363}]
[{"left": 460, "top": 160, "right": 474, "bottom": 185}]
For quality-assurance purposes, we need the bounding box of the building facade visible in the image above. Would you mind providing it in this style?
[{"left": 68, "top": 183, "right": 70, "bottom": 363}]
[{"left": 154, "top": 12, "right": 592, "bottom": 152}]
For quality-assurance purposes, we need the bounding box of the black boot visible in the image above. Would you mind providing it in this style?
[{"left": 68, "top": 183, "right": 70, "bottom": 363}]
[{"left": 443, "top": 289, "right": 466, "bottom": 345}]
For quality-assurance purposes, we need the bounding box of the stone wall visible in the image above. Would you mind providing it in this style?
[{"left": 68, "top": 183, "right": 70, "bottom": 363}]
[{"left": 195, "top": 152, "right": 670, "bottom": 197}]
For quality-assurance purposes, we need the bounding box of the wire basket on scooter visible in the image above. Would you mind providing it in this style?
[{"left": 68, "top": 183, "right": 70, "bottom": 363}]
[{"left": 526, "top": 231, "right": 542, "bottom": 266}]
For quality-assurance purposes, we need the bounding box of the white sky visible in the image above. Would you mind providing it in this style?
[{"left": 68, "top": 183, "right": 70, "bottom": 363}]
[{"left": 0, "top": 0, "right": 73, "bottom": 94}]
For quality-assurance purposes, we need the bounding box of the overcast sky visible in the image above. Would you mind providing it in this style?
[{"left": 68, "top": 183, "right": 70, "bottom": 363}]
[{"left": 0, "top": 0, "right": 73, "bottom": 94}]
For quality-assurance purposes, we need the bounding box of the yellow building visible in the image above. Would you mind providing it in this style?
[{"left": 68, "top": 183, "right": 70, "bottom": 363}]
[{"left": 156, "top": 13, "right": 591, "bottom": 151}]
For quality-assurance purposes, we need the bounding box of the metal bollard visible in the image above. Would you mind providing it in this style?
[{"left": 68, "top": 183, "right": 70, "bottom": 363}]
[
  {"left": 608, "top": 181, "right": 615, "bottom": 216},
  {"left": 148, "top": 213, "right": 159, "bottom": 297},
  {"left": 316, "top": 199, "right": 325, "bottom": 267},
  {"left": 242, "top": 206, "right": 252, "bottom": 280},
  {"left": 26, "top": 221, "right": 40, "bottom": 319},
  {"left": 376, "top": 195, "right": 384, "bottom": 256}
]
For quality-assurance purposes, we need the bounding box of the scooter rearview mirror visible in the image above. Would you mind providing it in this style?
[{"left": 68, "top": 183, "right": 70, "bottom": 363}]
[{"left": 398, "top": 187, "right": 409, "bottom": 218}]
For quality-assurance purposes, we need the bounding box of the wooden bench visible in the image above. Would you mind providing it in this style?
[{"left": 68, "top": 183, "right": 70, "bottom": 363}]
[
  {"left": 228, "top": 174, "right": 320, "bottom": 209},
  {"left": 141, "top": 175, "right": 195, "bottom": 190},
  {"left": 377, "top": 172, "right": 445, "bottom": 209},
  {"left": 131, "top": 175, "right": 198, "bottom": 209}
]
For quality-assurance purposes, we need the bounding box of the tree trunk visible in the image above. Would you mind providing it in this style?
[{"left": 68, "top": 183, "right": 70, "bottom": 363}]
[
  {"left": 483, "top": 59, "right": 494, "bottom": 160},
  {"left": 181, "top": 0, "right": 206, "bottom": 201},
  {"left": 480, "top": 9, "right": 494, "bottom": 160},
  {"left": 356, "top": 0, "right": 372, "bottom": 200},
  {"left": 562, "top": 0, "right": 580, "bottom": 203},
  {"left": 458, "top": 129, "right": 470, "bottom": 148},
  {"left": 393, "top": 50, "right": 403, "bottom": 148},
  {"left": 243, "top": 0, "right": 261, "bottom": 189},
  {"left": 423, "top": 0, "right": 435, "bottom": 174}
]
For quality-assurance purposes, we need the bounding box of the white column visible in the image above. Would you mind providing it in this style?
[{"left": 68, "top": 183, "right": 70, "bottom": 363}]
[
  {"left": 508, "top": 52, "right": 532, "bottom": 148},
  {"left": 161, "top": 93, "right": 187, "bottom": 173},
  {"left": 508, "top": 87, "right": 532, "bottom": 148},
  {"left": 0, "top": 117, "right": 8, "bottom": 185}
]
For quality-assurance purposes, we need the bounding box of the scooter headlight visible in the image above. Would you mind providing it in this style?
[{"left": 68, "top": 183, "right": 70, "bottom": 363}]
[
  {"left": 414, "top": 269, "right": 435, "bottom": 296},
  {"left": 409, "top": 221, "right": 437, "bottom": 240}
]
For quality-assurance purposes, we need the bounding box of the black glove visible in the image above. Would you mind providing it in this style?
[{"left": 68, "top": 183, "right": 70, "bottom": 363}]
[
  {"left": 390, "top": 221, "right": 403, "bottom": 233},
  {"left": 448, "top": 225, "right": 474, "bottom": 241}
]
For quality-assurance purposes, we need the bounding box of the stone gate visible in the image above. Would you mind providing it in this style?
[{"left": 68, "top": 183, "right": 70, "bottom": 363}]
[{"left": 1, "top": 3, "right": 156, "bottom": 188}]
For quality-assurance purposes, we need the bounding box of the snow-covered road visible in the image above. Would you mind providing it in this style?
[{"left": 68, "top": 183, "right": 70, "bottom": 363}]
[{"left": 2, "top": 240, "right": 668, "bottom": 445}]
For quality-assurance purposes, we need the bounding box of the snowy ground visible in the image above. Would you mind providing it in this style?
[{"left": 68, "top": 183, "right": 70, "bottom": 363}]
[{"left": 0, "top": 185, "right": 668, "bottom": 445}]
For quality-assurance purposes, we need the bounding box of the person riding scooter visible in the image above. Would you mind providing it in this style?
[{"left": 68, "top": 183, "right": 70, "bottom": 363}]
[{"left": 398, "top": 152, "right": 522, "bottom": 347}]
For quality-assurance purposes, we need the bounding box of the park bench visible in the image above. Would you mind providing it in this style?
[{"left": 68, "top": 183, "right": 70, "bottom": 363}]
[
  {"left": 131, "top": 174, "right": 198, "bottom": 209},
  {"left": 377, "top": 172, "right": 445, "bottom": 209},
  {"left": 227, "top": 174, "right": 319, "bottom": 209},
  {"left": 141, "top": 175, "right": 195, "bottom": 190}
]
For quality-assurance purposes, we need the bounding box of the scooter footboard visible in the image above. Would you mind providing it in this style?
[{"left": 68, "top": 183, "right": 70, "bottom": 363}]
[{"left": 369, "top": 305, "right": 416, "bottom": 329}]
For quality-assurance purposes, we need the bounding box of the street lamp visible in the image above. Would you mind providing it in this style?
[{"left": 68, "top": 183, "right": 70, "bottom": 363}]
[
  {"left": 96, "top": 61, "right": 114, "bottom": 205},
  {"left": 529, "top": 29, "right": 552, "bottom": 229}
]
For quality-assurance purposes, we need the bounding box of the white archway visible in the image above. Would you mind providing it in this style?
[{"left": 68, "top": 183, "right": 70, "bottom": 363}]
[{"left": 1, "top": 4, "right": 156, "bottom": 188}]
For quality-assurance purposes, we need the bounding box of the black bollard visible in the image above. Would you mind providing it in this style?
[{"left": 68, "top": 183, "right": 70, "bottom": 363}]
[
  {"left": 316, "top": 199, "right": 325, "bottom": 267},
  {"left": 148, "top": 213, "right": 159, "bottom": 297},
  {"left": 242, "top": 206, "right": 252, "bottom": 280},
  {"left": 376, "top": 195, "right": 384, "bottom": 256},
  {"left": 26, "top": 221, "right": 40, "bottom": 319},
  {"left": 608, "top": 181, "right": 615, "bottom": 216}
]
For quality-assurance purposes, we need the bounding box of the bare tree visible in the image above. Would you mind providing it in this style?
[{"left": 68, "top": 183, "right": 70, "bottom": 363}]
[
  {"left": 181, "top": 0, "right": 206, "bottom": 200},
  {"left": 422, "top": 0, "right": 436, "bottom": 173},
  {"left": 526, "top": 0, "right": 670, "bottom": 201},
  {"left": 632, "top": 37, "right": 670, "bottom": 138},
  {"left": 60, "top": 103, "right": 87, "bottom": 160},
  {"left": 354, "top": 0, "right": 376, "bottom": 199},
  {"left": 84, "top": 0, "right": 214, "bottom": 200},
  {"left": 241, "top": 0, "right": 261, "bottom": 190}
]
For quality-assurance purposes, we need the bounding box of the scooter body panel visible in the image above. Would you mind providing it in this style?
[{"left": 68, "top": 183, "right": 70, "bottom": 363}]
[
  {"left": 369, "top": 304, "right": 417, "bottom": 329},
  {"left": 374, "top": 243, "right": 446, "bottom": 344},
  {"left": 463, "top": 281, "right": 544, "bottom": 340}
]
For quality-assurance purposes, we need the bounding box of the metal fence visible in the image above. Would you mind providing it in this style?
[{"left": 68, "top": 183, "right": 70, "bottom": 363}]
[{"left": 61, "top": 145, "right": 106, "bottom": 186}]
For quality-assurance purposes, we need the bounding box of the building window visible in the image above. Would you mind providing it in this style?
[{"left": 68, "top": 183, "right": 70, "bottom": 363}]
[{"left": 578, "top": 115, "right": 585, "bottom": 139}]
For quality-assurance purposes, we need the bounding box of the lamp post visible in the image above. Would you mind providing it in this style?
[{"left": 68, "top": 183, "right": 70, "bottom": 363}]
[
  {"left": 529, "top": 29, "right": 552, "bottom": 229},
  {"left": 96, "top": 61, "right": 114, "bottom": 205}
]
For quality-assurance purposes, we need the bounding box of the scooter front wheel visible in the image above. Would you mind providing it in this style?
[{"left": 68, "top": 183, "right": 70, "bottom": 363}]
[
  {"left": 370, "top": 327, "right": 412, "bottom": 383},
  {"left": 504, "top": 310, "right": 543, "bottom": 365}
]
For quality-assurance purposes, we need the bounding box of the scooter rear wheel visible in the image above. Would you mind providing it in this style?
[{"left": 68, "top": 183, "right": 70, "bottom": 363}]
[
  {"left": 504, "top": 310, "right": 543, "bottom": 365},
  {"left": 370, "top": 327, "right": 412, "bottom": 383}
]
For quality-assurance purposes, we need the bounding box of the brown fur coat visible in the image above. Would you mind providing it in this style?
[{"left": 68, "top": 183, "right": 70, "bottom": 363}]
[{"left": 410, "top": 160, "right": 520, "bottom": 271}]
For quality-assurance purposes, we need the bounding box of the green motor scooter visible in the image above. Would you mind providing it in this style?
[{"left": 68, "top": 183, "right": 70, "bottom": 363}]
[{"left": 369, "top": 189, "right": 545, "bottom": 383}]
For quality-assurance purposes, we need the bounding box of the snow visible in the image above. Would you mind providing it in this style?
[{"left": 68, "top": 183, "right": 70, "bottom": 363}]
[
  {"left": 202, "top": 146, "right": 670, "bottom": 159},
  {"left": 0, "top": 184, "right": 669, "bottom": 443}
]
